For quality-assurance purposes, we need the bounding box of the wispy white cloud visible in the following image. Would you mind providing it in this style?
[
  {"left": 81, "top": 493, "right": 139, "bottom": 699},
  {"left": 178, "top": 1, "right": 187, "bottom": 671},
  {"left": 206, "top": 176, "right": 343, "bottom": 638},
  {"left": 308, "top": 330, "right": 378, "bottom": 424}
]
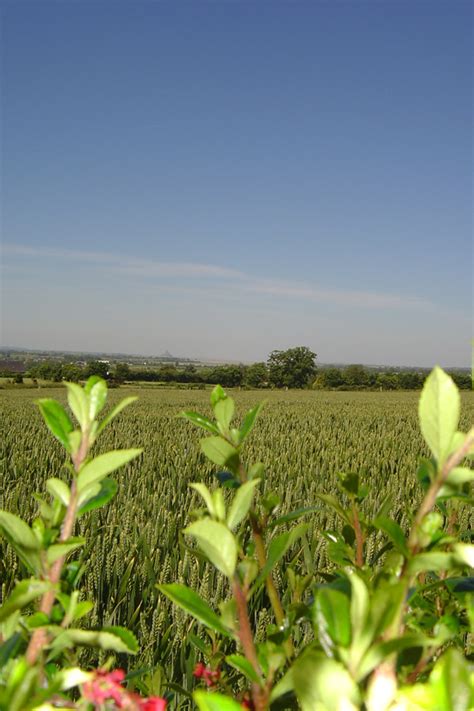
[{"left": 3, "top": 242, "right": 434, "bottom": 311}]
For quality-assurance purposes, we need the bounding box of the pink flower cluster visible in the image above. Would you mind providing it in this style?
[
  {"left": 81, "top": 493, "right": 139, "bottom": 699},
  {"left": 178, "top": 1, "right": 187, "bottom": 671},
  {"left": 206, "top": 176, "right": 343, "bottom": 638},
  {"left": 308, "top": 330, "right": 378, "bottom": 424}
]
[
  {"left": 192, "top": 662, "right": 221, "bottom": 688},
  {"left": 82, "top": 669, "right": 166, "bottom": 710}
]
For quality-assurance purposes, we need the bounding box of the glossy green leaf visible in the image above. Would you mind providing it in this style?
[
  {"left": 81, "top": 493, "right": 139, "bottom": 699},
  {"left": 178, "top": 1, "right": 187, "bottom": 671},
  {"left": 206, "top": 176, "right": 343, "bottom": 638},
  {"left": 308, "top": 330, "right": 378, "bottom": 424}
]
[
  {"left": 214, "top": 397, "right": 235, "bottom": 432},
  {"left": 194, "top": 691, "right": 243, "bottom": 711},
  {"left": 225, "top": 654, "right": 261, "bottom": 684},
  {"left": 0, "top": 511, "right": 39, "bottom": 551},
  {"left": 227, "top": 479, "right": 260, "bottom": 530},
  {"left": 269, "top": 506, "right": 321, "bottom": 529},
  {"left": 373, "top": 516, "right": 409, "bottom": 556},
  {"left": 190, "top": 483, "right": 216, "bottom": 517},
  {"left": 317, "top": 493, "right": 351, "bottom": 524},
  {"left": 65, "top": 382, "right": 89, "bottom": 428},
  {"left": 446, "top": 467, "right": 474, "bottom": 486},
  {"left": 253, "top": 523, "right": 307, "bottom": 590},
  {"left": 46, "top": 537, "right": 85, "bottom": 565},
  {"left": 430, "top": 647, "right": 473, "bottom": 711},
  {"left": 77, "top": 478, "right": 118, "bottom": 515},
  {"left": 97, "top": 396, "right": 138, "bottom": 434},
  {"left": 239, "top": 403, "right": 264, "bottom": 443},
  {"left": 0, "top": 580, "right": 51, "bottom": 623},
  {"left": 77, "top": 449, "right": 142, "bottom": 492},
  {"left": 292, "top": 648, "right": 360, "bottom": 711},
  {"left": 184, "top": 520, "right": 237, "bottom": 577},
  {"left": 102, "top": 626, "right": 139, "bottom": 653},
  {"left": 200, "top": 437, "right": 238, "bottom": 467},
  {"left": 409, "top": 552, "right": 454, "bottom": 575},
  {"left": 419, "top": 367, "right": 460, "bottom": 466},
  {"left": 87, "top": 378, "right": 108, "bottom": 420},
  {"left": 210, "top": 385, "right": 227, "bottom": 407},
  {"left": 314, "top": 587, "right": 351, "bottom": 651},
  {"left": 180, "top": 411, "right": 220, "bottom": 435},
  {"left": 46, "top": 478, "right": 70, "bottom": 507},
  {"left": 158, "top": 584, "right": 232, "bottom": 637},
  {"left": 50, "top": 626, "right": 138, "bottom": 655},
  {"left": 37, "top": 399, "right": 73, "bottom": 451}
]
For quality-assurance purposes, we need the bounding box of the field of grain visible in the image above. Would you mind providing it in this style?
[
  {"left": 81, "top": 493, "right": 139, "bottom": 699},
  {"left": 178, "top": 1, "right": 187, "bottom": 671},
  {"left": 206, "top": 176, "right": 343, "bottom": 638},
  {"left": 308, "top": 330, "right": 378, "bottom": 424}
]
[{"left": 1, "top": 386, "right": 473, "bottom": 700}]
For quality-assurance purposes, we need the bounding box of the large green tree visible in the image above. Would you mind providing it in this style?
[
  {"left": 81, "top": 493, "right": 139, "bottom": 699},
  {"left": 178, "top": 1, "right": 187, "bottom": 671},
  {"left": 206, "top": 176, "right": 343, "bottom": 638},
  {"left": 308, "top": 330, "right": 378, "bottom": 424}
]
[{"left": 267, "top": 346, "right": 317, "bottom": 388}]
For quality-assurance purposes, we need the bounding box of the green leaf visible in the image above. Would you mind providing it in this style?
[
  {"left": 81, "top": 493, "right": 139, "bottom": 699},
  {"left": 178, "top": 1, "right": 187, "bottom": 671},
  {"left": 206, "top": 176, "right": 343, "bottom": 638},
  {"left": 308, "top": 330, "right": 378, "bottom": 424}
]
[
  {"left": 214, "top": 397, "right": 235, "bottom": 432},
  {"left": 180, "top": 411, "right": 220, "bottom": 435},
  {"left": 194, "top": 691, "right": 243, "bottom": 711},
  {"left": 270, "top": 505, "right": 322, "bottom": 529},
  {"left": 314, "top": 587, "right": 351, "bottom": 651},
  {"left": 77, "top": 478, "right": 118, "bottom": 515},
  {"left": 408, "top": 552, "right": 454, "bottom": 575},
  {"left": 239, "top": 403, "right": 264, "bottom": 443},
  {"left": 0, "top": 580, "right": 51, "bottom": 623},
  {"left": 292, "top": 648, "right": 360, "bottom": 711},
  {"left": 348, "top": 572, "right": 372, "bottom": 661},
  {"left": 190, "top": 483, "right": 216, "bottom": 517},
  {"left": 419, "top": 367, "right": 460, "bottom": 466},
  {"left": 225, "top": 654, "right": 261, "bottom": 684},
  {"left": 97, "top": 396, "right": 138, "bottom": 434},
  {"left": 429, "top": 647, "right": 473, "bottom": 711},
  {"left": 158, "top": 584, "right": 232, "bottom": 637},
  {"left": 102, "top": 626, "right": 139, "bottom": 653},
  {"left": 227, "top": 479, "right": 260, "bottom": 530},
  {"left": 373, "top": 516, "right": 409, "bottom": 556},
  {"left": 200, "top": 437, "right": 238, "bottom": 467},
  {"left": 87, "top": 378, "right": 108, "bottom": 420},
  {"left": 253, "top": 524, "right": 307, "bottom": 590},
  {"left": 210, "top": 385, "right": 227, "bottom": 407},
  {"left": 77, "top": 449, "right": 142, "bottom": 492},
  {"left": 37, "top": 399, "right": 74, "bottom": 451},
  {"left": 46, "top": 538, "right": 85, "bottom": 565},
  {"left": 317, "top": 493, "right": 351, "bottom": 525},
  {"left": 0, "top": 633, "right": 22, "bottom": 670},
  {"left": 65, "top": 382, "right": 89, "bottom": 429},
  {"left": 446, "top": 467, "right": 474, "bottom": 486},
  {"left": 0, "top": 511, "right": 39, "bottom": 550},
  {"left": 184, "top": 520, "right": 237, "bottom": 577},
  {"left": 46, "top": 478, "right": 70, "bottom": 507},
  {"left": 49, "top": 627, "right": 138, "bottom": 655}
]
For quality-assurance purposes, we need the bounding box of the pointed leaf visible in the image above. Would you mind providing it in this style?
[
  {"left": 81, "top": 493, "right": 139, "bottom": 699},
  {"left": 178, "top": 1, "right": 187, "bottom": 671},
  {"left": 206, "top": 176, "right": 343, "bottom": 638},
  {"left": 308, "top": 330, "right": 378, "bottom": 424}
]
[
  {"left": 158, "top": 583, "right": 232, "bottom": 637},
  {"left": 180, "top": 411, "right": 220, "bottom": 435},
  {"left": 47, "top": 538, "right": 85, "bottom": 565},
  {"left": 0, "top": 580, "right": 52, "bottom": 623},
  {"left": 184, "top": 520, "right": 237, "bottom": 577},
  {"left": 46, "top": 478, "right": 71, "bottom": 507},
  {"left": 214, "top": 397, "right": 235, "bottom": 432},
  {"left": 77, "top": 449, "right": 142, "bottom": 492},
  {"left": 190, "top": 483, "right": 216, "bottom": 517},
  {"left": 373, "top": 516, "right": 409, "bottom": 556},
  {"left": 37, "top": 399, "right": 73, "bottom": 451},
  {"left": 225, "top": 654, "right": 261, "bottom": 684},
  {"left": 239, "top": 403, "right": 264, "bottom": 443},
  {"left": 87, "top": 378, "right": 108, "bottom": 420},
  {"left": 253, "top": 524, "right": 308, "bottom": 590},
  {"left": 201, "top": 437, "right": 238, "bottom": 467},
  {"left": 227, "top": 479, "right": 260, "bottom": 530},
  {"left": 65, "top": 382, "right": 89, "bottom": 428},
  {"left": 194, "top": 692, "right": 243, "bottom": 711},
  {"left": 419, "top": 367, "right": 460, "bottom": 465},
  {"left": 210, "top": 385, "right": 227, "bottom": 407},
  {"left": 0, "top": 511, "right": 39, "bottom": 550},
  {"left": 77, "top": 478, "right": 118, "bottom": 515}
]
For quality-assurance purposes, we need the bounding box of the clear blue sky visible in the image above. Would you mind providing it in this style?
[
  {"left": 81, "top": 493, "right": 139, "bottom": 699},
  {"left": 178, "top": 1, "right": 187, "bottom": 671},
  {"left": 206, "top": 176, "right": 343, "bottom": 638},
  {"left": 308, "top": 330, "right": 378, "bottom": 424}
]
[{"left": 2, "top": 1, "right": 472, "bottom": 366}]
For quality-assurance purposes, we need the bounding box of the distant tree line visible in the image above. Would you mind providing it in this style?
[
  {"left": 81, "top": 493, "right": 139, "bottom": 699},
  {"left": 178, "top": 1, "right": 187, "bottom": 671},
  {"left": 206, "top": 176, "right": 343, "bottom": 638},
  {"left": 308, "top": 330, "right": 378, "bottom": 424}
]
[{"left": 4, "top": 347, "right": 471, "bottom": 390}]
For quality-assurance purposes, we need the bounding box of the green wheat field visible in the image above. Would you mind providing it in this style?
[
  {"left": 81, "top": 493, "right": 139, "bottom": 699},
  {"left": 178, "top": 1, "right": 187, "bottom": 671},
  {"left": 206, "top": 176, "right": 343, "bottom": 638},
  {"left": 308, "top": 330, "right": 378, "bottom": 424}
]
[{"left": 1, "top": 386, "right": 473, "bottom": 695}]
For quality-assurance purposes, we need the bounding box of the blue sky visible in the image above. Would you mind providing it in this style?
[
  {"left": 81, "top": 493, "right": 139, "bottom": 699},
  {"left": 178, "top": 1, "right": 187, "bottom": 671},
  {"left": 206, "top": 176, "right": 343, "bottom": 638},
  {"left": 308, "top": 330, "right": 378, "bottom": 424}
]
[{"left": 1, "top": 1, "right": 472, "bottom": 366}]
